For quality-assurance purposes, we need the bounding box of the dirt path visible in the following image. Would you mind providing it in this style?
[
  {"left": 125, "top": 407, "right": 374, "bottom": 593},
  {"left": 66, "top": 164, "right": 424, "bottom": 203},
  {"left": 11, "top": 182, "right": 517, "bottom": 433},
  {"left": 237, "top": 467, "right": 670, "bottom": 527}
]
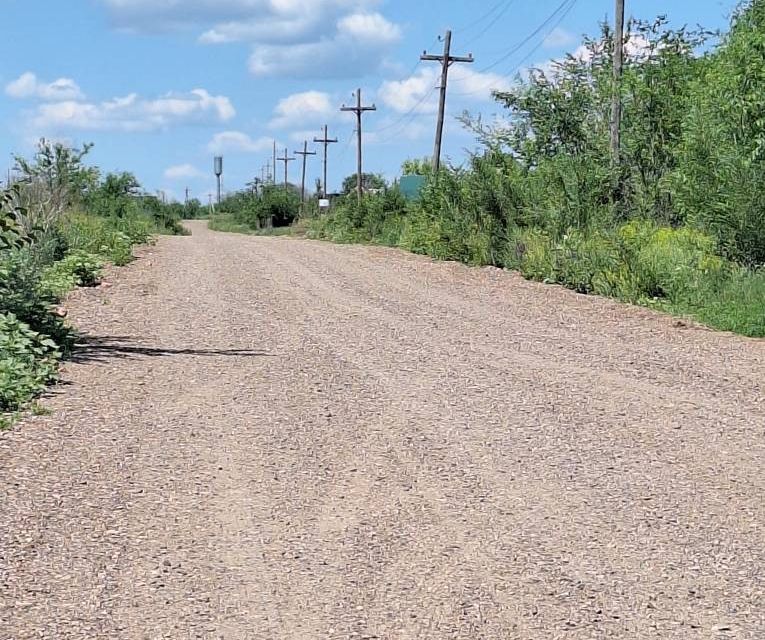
[{"left": 1, "top": 220, "right": 763, "bottom": 639}]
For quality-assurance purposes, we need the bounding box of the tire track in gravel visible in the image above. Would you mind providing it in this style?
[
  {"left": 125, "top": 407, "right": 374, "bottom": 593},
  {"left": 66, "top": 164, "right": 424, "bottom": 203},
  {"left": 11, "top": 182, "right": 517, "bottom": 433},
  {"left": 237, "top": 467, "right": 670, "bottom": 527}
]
[{"left": 1, "top": 221, "right": 763, "bottom": 639}]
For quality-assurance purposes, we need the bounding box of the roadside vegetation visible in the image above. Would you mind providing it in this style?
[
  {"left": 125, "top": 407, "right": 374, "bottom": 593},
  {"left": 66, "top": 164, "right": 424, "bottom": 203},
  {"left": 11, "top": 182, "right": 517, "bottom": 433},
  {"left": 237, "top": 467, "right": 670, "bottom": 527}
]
[
  {"left": 208, "top": 183, "right": 305, "bottom": 236},
  {"left": 309, "top": 2, "right": 765, "bottom": 337},
  {"left": 1, "top": 140, "right": 188, "bottom": 422}
]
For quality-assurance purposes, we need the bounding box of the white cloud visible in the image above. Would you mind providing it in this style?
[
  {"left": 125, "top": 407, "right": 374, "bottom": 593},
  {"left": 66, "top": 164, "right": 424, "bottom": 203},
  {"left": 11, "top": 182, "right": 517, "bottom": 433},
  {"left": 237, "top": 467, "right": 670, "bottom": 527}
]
[
  {"left": 5, "top": 72, "right": 84, "bottom": 101},
  {"left": 379, "top": 68, "right": 439, "bottom": 115},
  {"left": 207, "top": 131, "right": 275, "bottom": 154},
  {"left": 100, "top": 0, "right": 376, "bottom": 33},
  {"left": 98, "top": 1, "right": 401, "bottom": 78},
  {"left": 31, "top": 89, "right": 235, "bottom": 132},
  {"left": 378, "top": 66, "right": 511, "bottom": 114},
  {"left": 249, "top": 12, "right": 401, "bottom": 77},
  {"left": 543, "top": 27, "right": 576, "bottom": 49},
  {"left": 337, "top": 12, "right": 401, "bottom": 42},
  {"left": 164, "top": 164, "right": 204, "bottom": 180},
  {"left": 269, "top": 91, "right": 333, "bottom": 129}
]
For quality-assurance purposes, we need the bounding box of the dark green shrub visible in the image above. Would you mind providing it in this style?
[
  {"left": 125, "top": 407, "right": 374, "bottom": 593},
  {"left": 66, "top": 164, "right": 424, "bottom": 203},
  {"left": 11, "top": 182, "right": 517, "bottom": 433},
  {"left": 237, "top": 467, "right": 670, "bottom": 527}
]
[{"left": 0, "top": 313, "right": 61, "bottom": 412}]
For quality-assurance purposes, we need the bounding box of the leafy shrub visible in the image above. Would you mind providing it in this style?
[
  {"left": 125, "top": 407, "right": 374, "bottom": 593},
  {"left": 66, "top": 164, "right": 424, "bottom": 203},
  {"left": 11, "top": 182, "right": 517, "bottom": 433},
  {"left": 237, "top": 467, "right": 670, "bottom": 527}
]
[
  {"left": 0, "top": 249, "right": 70, "bottom": 348},
  {"left": 40, "top": 251, "right": 103, "bottom": 298},
  {"left": 503, "top": 228, "right": 557, "bottom": 281},
  {"left": 60, "top": 211, "right": 154, "bottom": 265},
  {"left": 0, "top": 313, "right": 61, "bottom": 412},
  {"left": 618, "top": 220, "right": 727, "bottom": 302}
]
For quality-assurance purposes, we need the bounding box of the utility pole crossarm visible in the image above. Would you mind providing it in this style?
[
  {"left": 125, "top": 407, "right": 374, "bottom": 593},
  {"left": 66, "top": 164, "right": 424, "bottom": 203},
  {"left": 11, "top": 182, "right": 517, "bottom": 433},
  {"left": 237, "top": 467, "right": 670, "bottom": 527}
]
[{"left": 420, "top": 54, "right": 474, "bottom": 63}]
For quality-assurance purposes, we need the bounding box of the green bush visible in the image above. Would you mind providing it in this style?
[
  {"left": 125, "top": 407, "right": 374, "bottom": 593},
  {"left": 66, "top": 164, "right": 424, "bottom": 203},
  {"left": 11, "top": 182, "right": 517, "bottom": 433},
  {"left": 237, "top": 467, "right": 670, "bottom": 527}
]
[
  {"left": 0, "top": 249, "right": 71, "bottom": 348},
  {"left": 60, "top": 211, "right": 152, "bottom": 265},
  {"left": 618, "top": 220, "right": 727, "bottom": 302},
  {"left": 0, "top": 313, "right": 61, "bottom": 412},
  {"left": 40, "top": 251, "right": 103, "bottom": 298}
]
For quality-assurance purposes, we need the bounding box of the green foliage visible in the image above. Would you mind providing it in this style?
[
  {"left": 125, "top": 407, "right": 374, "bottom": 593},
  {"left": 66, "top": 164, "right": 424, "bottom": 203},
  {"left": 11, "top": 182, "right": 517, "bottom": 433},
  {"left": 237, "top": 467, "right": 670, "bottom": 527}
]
[
  {"left": 341, "top": 173, "right": 387, "bottom": 195},
  {"left": 401, "top": 157, "right": 432, "bottom": 176},
  {"left": 40, "top": 251, "right": 103, "bottom": 298},
  {"left": 218, "top": 185, "right": 300, "bottom": 230},
  {"left": 1, "top": 187, "right": 27, "bottom": 250},
  {"left": 13, "top": 139, "right": 98, "bottom": 232},
  {"left": 0, "top": 141, "right": 174, "bottom": 416},
  {"left": 61, "top": 211, "right": 154, "bottom": 266},
  {"left": 669, "top": 1, "right": 765, "bottom": 264},
  {"left": 0, "top": 247, "right": 70, "bottom": 349},
  {"left": 0, "top": 313, "right": 61, "bottom": 412}
]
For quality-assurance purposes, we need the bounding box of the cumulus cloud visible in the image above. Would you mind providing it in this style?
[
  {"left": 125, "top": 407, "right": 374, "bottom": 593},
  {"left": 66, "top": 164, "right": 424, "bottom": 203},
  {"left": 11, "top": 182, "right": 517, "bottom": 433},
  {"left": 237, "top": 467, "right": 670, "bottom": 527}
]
[
  {"left": 248, "top": 12, "right": 401, "bottom": 78},
  {"left": 269, "top": 91, "right": 333, "bottom": 129},
  {"left": 31, "top": 89, "right": 235, "bottom": 132},
  {"left": 207, "top": 131, "right": 275, "bottom": 154},
  {"left": 5, "top": 72, "right": 84, "bottom": 101},
  {"left": 97, "top": 0, "right": 401, "bottom": 78},
  {"left": 164, "top": 164, "right": 204, "bottom": 180},
  {"left": 378, "top": 66, "right": 512, "bottom": 114},
  {"left": 100, "top": 0, "right": 375, "bottom": 33}
]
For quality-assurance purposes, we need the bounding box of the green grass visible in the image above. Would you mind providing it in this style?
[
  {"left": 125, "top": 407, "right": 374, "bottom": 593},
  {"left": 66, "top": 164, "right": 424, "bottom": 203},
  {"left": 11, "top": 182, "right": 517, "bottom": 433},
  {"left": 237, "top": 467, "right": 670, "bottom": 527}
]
[{"left": 666, "top": 269, "right": 765, "bottom": 337}]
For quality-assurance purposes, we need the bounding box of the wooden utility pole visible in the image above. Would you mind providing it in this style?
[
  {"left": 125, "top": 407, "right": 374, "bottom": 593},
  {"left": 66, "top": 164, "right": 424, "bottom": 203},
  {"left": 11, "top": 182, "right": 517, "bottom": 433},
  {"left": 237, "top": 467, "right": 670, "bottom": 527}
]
[
  {"left": 421, "top": 30, "right": 473, "bottom": 173},
  {"left": 184, "top": 187, "right": 189, "bottom": 205},
  {"left": 341, "top": 89, "right": 376, "bottom": 204},
  {"left": 294, "top": 141, "right": 317, "bottom": 211},
  {"left": 610, "top": 0, "right": 625, "bottom": 168},
  {"left": 272, "top": 141, "right": 278, "bottom": 185},
  {"left": 313, "top": 125, "right": 338, "bottom": 197},
  {"left": 277, "top": 147, "right": 295, "bottom": 191}
]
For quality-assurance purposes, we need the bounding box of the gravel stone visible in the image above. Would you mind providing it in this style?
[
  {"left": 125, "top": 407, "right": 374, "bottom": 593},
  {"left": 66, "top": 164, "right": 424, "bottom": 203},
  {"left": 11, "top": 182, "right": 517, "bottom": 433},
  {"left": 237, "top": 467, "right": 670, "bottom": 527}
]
[{"left": 1, "top": 221, "right": 763, "bottom": 639}]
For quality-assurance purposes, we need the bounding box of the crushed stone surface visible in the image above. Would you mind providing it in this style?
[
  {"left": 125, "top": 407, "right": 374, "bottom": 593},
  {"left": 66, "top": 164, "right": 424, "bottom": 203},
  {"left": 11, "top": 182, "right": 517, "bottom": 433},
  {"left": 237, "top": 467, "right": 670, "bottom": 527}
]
[{"left": 1, "top": 220, "right": 763, "bottom": 639}]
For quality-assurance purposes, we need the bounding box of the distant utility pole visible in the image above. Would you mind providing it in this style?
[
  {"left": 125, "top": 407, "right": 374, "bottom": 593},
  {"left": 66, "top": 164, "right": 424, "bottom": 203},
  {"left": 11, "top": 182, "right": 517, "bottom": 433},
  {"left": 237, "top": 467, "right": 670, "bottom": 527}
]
[
  {"left": 277, "top": 147, "right": 295, "bottom": 191},
  {"left": 294, "top": 141, "right": 317, "bottom": 212},
  {"left": 185, "top": 187, "right": 190, "bottom": 205},
  {"left": 314, "top": 124, "right": 338, "bottom": 197},
  {"left": 421, "top": 30, "right": 473, "bottom": 173},
  {"left": 611, "top": 0, "right": 625, "bottom": 169},
  {"left": 341, "top": 88, "right": 376, "bottom": 204},
  {"left": 272, "top": 141, "right": 278, "bottom": 185}
]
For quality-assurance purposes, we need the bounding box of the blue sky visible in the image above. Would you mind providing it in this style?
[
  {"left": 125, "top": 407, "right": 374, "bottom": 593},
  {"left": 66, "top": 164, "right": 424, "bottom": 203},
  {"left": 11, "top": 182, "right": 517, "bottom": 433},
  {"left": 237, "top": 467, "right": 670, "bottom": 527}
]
[{"left": 2, "top": 0, "right": 738, "bottom": 201}]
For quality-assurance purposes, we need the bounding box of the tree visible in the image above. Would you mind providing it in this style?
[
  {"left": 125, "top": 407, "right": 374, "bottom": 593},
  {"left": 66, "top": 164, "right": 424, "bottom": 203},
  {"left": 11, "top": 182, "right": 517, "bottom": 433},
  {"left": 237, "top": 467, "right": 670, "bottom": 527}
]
[
  {"left": 86, "top": 172, "right": 142, "bottom": 218},
  {"left": 13, "top": 139, "right": 97, "bottom": 231},
  {"left": 341, "top": 173, "right": 386, "bottom": 195},
  {"left": 401, "top": 157, "right": 432, "bottom": 176}
]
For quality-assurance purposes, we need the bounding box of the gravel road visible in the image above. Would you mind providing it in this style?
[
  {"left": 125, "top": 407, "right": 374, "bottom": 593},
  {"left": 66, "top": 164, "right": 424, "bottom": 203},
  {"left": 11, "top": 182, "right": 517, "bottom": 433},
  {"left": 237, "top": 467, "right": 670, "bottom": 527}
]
[{"left": 1, "top": 220, "right": 763, "bottom": 639}]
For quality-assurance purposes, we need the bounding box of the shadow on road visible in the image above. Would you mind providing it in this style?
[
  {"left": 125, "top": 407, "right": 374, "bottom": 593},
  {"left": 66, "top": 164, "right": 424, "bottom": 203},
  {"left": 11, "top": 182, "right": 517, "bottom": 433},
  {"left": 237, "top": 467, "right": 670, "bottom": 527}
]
[{"left": 71, "top": 335, "right": 274, "bottom": 363}]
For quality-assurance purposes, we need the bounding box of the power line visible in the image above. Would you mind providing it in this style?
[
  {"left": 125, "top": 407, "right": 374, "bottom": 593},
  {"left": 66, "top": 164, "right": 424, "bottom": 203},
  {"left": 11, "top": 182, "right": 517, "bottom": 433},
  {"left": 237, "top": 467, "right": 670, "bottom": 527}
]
[
  {"left": 476, "top": 0, "right": 576, "bottom": 74},
  {"left": 453, "top": 0, "right": 514, "bottom": 35},
  {"left": 451, "top": 0, "right": 579, "bottom": 97},
  {"left": 368, "top": 85, "right": 438, "bottom": 138},
  {"left": 462, "top": 1, "right": 517, "bottom": 48}
]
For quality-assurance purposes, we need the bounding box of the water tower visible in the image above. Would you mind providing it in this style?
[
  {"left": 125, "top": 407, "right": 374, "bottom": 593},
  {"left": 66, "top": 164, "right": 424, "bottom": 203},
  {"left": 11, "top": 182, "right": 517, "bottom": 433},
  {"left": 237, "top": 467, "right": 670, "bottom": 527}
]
[{"left": 214, "top": 156, "right": 223, "bottom": 205}]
